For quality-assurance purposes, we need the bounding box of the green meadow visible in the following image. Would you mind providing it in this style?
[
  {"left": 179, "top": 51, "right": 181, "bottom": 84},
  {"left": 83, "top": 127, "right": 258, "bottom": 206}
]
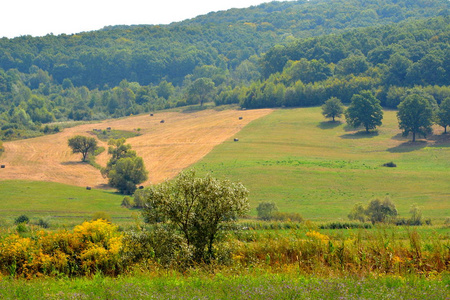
[
  {"left": 195, "top": 107, "right": 450, "bottom": 221},
  {"left": 0, "top": 181, "right": 128, "bottom": 226},
  {"left": 1, "top": 107, "right": 449, "bottom": 224}
]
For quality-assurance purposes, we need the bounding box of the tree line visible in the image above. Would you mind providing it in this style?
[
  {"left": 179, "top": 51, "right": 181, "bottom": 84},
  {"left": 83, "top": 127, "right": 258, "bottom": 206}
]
[{"left": 0, "top": 1, "right": 448, "bottom": 141}]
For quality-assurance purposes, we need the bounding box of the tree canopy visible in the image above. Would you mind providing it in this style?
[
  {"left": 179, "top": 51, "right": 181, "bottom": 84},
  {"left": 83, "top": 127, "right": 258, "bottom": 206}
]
[
  {"left": 345, "top": 91, "right": 383, "bottom": 132},
  {"left": 397, "top": 94, "right": 434, "bottom": 141},
  {"left": 140, "top": 170, "right": 249, "bottom": 262},
  {"left": 68, "top": 135, "right": 98, "bottom": 162}
]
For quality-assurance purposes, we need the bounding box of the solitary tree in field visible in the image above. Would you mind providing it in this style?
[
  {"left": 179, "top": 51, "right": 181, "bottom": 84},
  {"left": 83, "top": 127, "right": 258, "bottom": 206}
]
[
  {"left": 322, "top": 97, "right": 344, "bottom": 122},
  {"left": 68, "top": 135, "right": 98, "bottom": 162},
  {"left": 437, "top": 97, "right": 450, "bottom": 134},
  {"left": 104, "top": 138, "right": 147, "bottom": 195},
  {"left": 108, "top": 156, "right": 148, "bottom": 195},
  {"left": 345, "top": 91, "right": 383, "bottom": 133},
  {"left": 140, "top": 170, "right": 249, "bottom": 263},
  {"left": 397, "top": 94, "right": 433, "bottom": 142}
]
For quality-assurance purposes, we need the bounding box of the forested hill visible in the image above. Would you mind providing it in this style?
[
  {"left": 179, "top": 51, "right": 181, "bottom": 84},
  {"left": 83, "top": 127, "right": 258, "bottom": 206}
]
[
  {"left": 0, "top": 0, "right": 448, "bottom": 88},
  {"left": 0, "top": 0, "right": 449, "bottom": 141}
]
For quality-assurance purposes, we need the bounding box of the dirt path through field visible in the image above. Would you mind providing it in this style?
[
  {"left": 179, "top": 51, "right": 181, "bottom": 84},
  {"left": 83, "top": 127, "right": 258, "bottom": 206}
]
[{"left": 0, "top": 109, "right": 272, "bottom": 188}]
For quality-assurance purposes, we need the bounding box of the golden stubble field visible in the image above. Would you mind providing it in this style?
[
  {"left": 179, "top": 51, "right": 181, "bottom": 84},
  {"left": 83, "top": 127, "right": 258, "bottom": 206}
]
[{"left": 0, "top": 109, "right": 272, "bottom": 188}]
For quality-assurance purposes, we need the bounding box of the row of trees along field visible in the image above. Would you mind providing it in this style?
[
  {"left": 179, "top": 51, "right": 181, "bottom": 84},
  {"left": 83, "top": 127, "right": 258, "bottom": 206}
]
[
  {"left": 0, "top": 0, "right": 449, "bottom": 141},
  {"left": 321, "top": 90, "right": 450, "bottom": 140}
]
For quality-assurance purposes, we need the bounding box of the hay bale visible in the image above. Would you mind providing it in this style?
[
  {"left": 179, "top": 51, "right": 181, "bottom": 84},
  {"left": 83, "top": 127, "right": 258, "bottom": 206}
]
[
  {"left": 234, "top": 138, "right": 239, "bottom": 142},
  {"left": 1, "top": 165, "right": 5, "bottom": 168},
  {"left": 86, "top": 186, "right": 92, "bottom": 190},
  {"left": 160, "top": 120, "right": 165, "bottom": 123}
]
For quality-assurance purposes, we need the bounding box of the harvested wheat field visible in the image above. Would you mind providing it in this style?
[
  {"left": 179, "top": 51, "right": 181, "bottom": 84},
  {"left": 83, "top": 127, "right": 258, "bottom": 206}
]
[{"left": 0, "top": 109, "right": 272, "bottom": 188}]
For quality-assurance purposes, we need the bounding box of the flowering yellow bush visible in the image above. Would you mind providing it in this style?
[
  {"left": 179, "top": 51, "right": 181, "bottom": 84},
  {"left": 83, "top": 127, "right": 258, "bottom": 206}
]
[
  {"left": 0, "top": 219, "right": 123, "bottom": 278},
  {"left": 306, "top": 230, "right": 330, "bottom": 242}
]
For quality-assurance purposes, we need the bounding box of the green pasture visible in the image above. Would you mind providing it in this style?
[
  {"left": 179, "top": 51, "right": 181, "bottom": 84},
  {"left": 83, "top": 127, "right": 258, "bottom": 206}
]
[
  {"left": 0, "top": 272, "right": 448, "bottom": 300},
  {"left": 1, "top": 107, "right": 449, "bottom": 225},
  {"left": 195, "top": 107, "right": 450, "bottom": 221},
  {"left": 0, "top": 181, "right": 132, "bottom": 226}
]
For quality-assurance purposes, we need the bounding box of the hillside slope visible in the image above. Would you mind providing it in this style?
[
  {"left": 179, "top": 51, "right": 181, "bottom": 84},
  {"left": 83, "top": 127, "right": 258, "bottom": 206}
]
[
  {"left": 0, "top": 109, "right": 272, "bottom": 187},
  {"left": 194, "top": 107, "right": 450, "bottom": 220}
]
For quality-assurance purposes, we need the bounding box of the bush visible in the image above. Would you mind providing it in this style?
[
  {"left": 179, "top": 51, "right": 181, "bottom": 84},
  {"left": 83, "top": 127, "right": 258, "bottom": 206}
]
[
  {"left": 37, "top": 218, "right": 51, "bottom": 229},
  {"left": 121, "top": 196, "right": 134, "bottom": 208},
  {"left": 319, "top": 222, "right": 372, "bottom": 229},
  {"left": 271, "top": 212, "right": 303, "bottom": 222},
  {"left": 349, "top": 198, "right": 398, "bottom": 224},
  {"left": 92, "top": 212, "right": 112, "bottom": 223},
  {"left": 256, "top": 202, "right": 279, "bottom": 221},
  {"left": 383, "top": 161, "right": 397, "bottom": 167},
  {"left": 14, "top": 215, "right": 29, "bottom": 224}
]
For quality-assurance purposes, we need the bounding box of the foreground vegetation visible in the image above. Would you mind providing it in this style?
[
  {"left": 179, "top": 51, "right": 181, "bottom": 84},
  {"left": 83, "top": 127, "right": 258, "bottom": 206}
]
[{"left": 0, "top": 272, "right": 448, "bottom": 299}]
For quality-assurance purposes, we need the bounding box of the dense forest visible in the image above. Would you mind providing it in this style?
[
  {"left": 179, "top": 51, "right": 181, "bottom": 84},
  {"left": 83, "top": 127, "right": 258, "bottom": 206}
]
[{"left": 0, "top": 0, "right": 449, "bottom": 140}]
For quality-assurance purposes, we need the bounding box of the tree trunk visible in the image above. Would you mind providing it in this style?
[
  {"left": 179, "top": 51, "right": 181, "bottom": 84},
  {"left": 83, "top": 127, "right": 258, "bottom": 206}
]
[{"left": 412, "top": 131, "right": 416, "bottom": 142}]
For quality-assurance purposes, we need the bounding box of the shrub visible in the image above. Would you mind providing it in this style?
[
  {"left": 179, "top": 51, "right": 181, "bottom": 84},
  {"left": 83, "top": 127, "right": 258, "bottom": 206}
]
[
  {"left": 37, "top": 218, "right": 51, "bottom": 229},
  {"left": 271, "top": 212, "right": 303, "bottom": 222},
  {"left": 256, "top": 202, "right": 279, "bottom": 221},
  {"left": 383, "top": 161, "right": 397, "bottom": 167},
  {"left": 14, "top": 215, "right": 29, "bottom": 224},
  {"left": 92, "top": 212, "right": 112, "bottom": 223},
  {"left": 121, "top": 196, "right": 134, "bottom": 208},
  {"left": 348, "top": 198, "right": 398, "bottom": 224},
  {"left": 319, "top": 222, "right": 372, "bottom": 229}
]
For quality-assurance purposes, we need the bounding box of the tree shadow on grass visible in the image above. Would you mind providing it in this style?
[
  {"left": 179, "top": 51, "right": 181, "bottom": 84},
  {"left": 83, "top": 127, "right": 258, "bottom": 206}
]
[
  {"left": 387, "top": 141, "right": 427, "bottom": 153},
  {"left": 340, "top": 131, "right": 379, "bottom": 139},
  {"left": 317, "top": 121, "right": 342, "bottom": 130}
]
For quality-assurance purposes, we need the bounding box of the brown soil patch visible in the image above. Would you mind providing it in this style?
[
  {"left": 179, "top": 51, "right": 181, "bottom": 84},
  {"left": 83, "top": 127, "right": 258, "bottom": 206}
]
[{"left": 0, "top": 109, "right": 272, "bottom": 188}]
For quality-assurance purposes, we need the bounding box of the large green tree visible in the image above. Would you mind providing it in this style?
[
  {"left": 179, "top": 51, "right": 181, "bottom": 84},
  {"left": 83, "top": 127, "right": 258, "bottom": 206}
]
[
  {"left": 437, "top": 97, "right": 450, "bottom": 134},
  {"left": 397, "top": 94, "right": 433, "bottom": 142},
  {"left": 108, "top": 156, "right": 148, "bottom": 195},
  {"left": 345, "top": 91, "right": 383, "bottom": 133},
  {"left": 68, "top": 135, "right": 98, "bottom": 162},
  {"left": 140, "top": 170, "right": 249, "bottom": 263},
  {"left": 187, "top": 78, "right": 215, "bottom": 106},
  {"left": 322, "top": 97, "right": 344, "bottom": 122}
]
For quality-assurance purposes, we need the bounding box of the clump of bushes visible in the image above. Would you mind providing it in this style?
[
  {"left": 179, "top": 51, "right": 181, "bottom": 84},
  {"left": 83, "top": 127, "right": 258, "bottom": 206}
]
[
  {"left": 319, "top": 222, "right": 372, "bottom": 229},
  {"left": 92, "top": 212, "right": 112, "bottom": 223},
  {"left": 349, "top": 199, "right": 429, "bottom": 226},
  {"left": 256, "top": 202, "right": 303, "bottom": 222},
  {"left": 0, "top": 219, "right": 123, "bottom": 278},
  {"left": 14, "top": 215, "right": 30, "bottom": 225},
  {"left": 383, "top": 161, "right": 397, "bottom": 167}
]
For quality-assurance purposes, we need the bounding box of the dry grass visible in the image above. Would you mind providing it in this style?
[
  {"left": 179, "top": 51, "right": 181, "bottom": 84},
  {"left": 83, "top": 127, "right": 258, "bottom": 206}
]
[{"left": 0, "top": 109, "right": 272, "bottom": 188}]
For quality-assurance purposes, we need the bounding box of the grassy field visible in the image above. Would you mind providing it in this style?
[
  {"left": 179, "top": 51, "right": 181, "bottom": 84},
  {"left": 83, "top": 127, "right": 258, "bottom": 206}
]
[
  {"left": 1, "top": 107, "right": 448, "bottom": 224},
  {"left": 0, "top": 180, "right": 129, "bottom": 227},
  {"left": 194, "top": 107, "right": 450, "bottom": 221},
  {"left": 0, "top": 272, "right": 448, "bottom": 299}
]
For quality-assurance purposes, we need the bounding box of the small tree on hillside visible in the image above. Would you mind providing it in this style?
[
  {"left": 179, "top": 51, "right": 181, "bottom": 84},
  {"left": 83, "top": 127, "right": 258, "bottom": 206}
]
[
  {"left": 345, "top": 91, "right": 383, "bottom": 133},
  {"left": 397, "top": 94, "right": 433, "bottom": 142},
  {"left": 104, "top": 138, "right": 148, "bottom": 195},
  {"left": 322, "top": 97, "right": 344, "bottom": 122},
  {"left": 68, "top": 135, "right": 98, "bottom": 162},
  {"left": 140, "top": 170, "right": 249, "bottom": 263},
  {"left": 108, "top": 156, "right": 148, "bottom": 195},
  {"left": 437, "top": 97, "right": 450, "bottom": 134}
]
